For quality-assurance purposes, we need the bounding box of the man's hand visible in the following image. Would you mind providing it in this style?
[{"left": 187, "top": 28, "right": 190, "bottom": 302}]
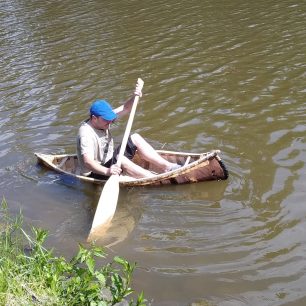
[
  {"left": 134, "top": 78, "right": 143, "bottom": 97},
  {"left": 108, "top": 164, "right": 122, "bottom": 176}
]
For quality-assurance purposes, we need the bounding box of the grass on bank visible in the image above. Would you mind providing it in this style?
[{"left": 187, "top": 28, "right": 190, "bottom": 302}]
[{"left": 0, "top": 198, "right": 146, "bottom": 306}]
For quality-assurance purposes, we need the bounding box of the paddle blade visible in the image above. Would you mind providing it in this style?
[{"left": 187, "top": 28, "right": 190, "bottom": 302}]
[{"left": 87, "top": 175, "right": 120, "bottom": 241}]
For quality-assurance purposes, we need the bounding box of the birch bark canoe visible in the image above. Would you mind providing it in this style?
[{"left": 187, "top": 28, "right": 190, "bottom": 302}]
[{"left": 35, "top": 149, "right": 228, "bottom": 186}]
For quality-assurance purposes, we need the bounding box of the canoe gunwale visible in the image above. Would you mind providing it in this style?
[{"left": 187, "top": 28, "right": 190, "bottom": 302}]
[{"left": 34, "top": 152, "right": 101, "bottom": 184}]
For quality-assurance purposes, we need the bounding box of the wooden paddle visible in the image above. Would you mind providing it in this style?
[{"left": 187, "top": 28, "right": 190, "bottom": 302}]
[{"left": 87, "top": 78, "right": 144, "bottom": 241}]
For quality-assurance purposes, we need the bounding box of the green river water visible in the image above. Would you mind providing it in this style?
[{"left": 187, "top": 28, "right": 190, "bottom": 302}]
[{"left": 1, "top": 0, "right": 305, "bottom": 305}]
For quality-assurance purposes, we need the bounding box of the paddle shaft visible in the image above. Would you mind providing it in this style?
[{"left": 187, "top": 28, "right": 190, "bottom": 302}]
[{"left": 116, "top": 83, "right": 143, "bottom": 167}]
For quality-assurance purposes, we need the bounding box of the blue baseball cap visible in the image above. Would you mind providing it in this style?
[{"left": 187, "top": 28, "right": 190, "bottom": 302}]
[{"left": 90, "top": 100, "right": 117, "bottom": 121}]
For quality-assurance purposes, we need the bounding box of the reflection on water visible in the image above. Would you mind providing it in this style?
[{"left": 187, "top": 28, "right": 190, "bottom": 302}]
[
  {"left": 1, "top": 0, "right": 306, "bottom": 305},
  {"left": 87, "top": 187, "right": 145, "bottom": 248}
]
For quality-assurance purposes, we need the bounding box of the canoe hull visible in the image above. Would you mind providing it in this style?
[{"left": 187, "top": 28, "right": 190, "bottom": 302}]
[{"left": 35, "top": 149, "right": 228, "bottom": 187}]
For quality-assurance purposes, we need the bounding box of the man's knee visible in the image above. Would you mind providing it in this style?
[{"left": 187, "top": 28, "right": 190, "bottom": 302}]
[{"left": 131, "top": 133, "right": 142, "bottom": 144}]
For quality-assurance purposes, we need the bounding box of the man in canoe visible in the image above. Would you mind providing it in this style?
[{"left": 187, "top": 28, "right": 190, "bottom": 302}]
[{"left": 77, "top": 81, "right": 180, "bottom": 180}]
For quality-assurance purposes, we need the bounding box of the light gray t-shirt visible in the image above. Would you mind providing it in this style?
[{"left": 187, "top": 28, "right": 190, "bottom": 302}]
[{"left": 76, "top": 120, "right": 114, "bottom": 176}]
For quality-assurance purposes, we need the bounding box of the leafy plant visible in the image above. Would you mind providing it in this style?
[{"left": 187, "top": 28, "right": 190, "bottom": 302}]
[{"left": 0, "top": 198, "right": 147, "bottom": 305}]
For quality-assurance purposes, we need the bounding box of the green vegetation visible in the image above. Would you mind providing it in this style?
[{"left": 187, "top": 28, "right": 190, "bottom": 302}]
[{"left": 0, "top": 198, "right": 146, "bottom": 306}]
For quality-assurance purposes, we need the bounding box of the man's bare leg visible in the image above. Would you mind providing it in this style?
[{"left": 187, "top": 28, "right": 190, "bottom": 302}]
[
  {"left": 130, "top": 133, "right": 178, "bottom": 172},
  {"left": 121, "top": 155, "right": 154, "bottom": 178}
]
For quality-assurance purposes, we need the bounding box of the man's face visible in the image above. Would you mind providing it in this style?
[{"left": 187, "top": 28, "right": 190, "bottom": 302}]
[{"left": 92, "top": 115, "right": 114, "bottom": 130}]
